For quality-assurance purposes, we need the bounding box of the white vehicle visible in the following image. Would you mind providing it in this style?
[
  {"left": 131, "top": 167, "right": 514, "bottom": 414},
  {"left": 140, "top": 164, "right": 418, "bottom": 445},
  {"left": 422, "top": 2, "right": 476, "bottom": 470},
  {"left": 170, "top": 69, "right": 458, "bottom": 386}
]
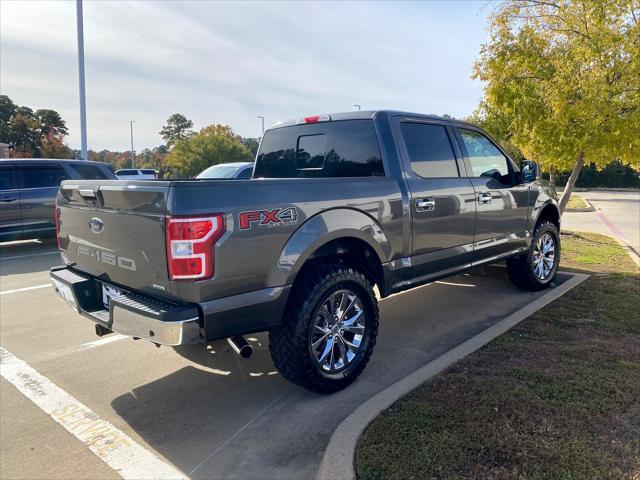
[{"left": 115, "top": 168, "right": 158, "bottom": 180}]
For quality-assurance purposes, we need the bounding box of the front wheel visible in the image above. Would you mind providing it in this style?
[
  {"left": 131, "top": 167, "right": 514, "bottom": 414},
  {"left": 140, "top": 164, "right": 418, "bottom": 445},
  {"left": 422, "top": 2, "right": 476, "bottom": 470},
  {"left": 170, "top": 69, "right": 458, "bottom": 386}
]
[
  {"left": 269, "top": 265, "right": 379, "bottom": 393},
  {"left": 507, "top": 221, "right": 560, "bottom": 291}
]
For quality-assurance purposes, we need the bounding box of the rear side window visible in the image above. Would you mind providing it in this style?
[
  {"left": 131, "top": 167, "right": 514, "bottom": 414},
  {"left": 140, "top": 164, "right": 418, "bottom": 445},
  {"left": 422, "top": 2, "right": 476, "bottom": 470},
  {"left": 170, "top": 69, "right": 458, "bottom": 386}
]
[
  {"left": 254, "top": 120, "right": 384, "bottom": 178},
  {"left": 69, "top": 163, "right": 108, "bottom": 179},
  {"left": 0, "top": 167, "right": 15, "bottom": 190},
  {"left": 20, "top": 167, "right": 67, "bottom": 188},
  {"left": 116, "top": 170, "right": 136, "bottom": 176},
  {"left": 401, "top": 123, "right": 459, "bottom": 178},
  {"left": 297, "top": 135, "right": 325, "bottom": 170},
  {"left": 141, "top": 169, "right": 156, "bottom": 175}
]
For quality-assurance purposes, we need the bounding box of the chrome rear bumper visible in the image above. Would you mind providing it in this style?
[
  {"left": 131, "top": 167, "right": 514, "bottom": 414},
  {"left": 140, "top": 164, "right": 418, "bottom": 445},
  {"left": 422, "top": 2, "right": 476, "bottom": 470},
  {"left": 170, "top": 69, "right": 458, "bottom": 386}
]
[{"left": 50, "top": 266, "right": 202, "bottom": 346}]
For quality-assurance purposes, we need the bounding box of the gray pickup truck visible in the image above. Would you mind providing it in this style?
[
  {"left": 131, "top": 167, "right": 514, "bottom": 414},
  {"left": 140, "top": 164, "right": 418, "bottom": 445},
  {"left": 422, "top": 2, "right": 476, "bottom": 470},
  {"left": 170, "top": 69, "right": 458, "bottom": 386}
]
[{"left": 51, "top": 110, "right": 560, "bottom": 393}]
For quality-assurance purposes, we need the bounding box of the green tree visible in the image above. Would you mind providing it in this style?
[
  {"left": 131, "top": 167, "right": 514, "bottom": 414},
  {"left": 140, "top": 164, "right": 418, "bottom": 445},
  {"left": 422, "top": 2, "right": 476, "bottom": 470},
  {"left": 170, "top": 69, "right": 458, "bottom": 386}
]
[
  {"left": 159, "top": 113, "right": 193, "bottom": 148},
  {"left": 35, "top": 109, "right": 68, "bottom": 137},
  {"left": 0, "top": 96, "right": 71, "bottom": 158},
  {"left": 0, "top": 95, "right": 16, "bottom": 150},
  {"left": 164, "top": 124, "right": 253, "bottom": 178},
  {"left": 474, "top": 0, "right": 640, "bottom": 213},
  {"left": 9, "top": 107, "right": 40, "bottom": 156},
  {"left": 241, "top": 137, "right": 260, "bottom": 157}
]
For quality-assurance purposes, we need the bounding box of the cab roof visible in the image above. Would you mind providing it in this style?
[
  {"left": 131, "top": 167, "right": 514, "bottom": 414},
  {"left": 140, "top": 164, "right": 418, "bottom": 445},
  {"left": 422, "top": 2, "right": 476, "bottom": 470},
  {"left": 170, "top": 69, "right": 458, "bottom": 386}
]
[{"left": 267, "top": 109, "right": 478, "bottom": 130}]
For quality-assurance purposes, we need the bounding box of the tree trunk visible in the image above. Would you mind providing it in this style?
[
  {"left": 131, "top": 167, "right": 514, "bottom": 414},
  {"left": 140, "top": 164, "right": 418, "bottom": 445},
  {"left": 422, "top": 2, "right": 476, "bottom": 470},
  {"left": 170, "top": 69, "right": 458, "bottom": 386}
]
[
  {"left": 558, "top": 152, "right": 585, "bottom": 214},
  {"left": 549, "top": 172, "right": 555, "bottom": 187}
]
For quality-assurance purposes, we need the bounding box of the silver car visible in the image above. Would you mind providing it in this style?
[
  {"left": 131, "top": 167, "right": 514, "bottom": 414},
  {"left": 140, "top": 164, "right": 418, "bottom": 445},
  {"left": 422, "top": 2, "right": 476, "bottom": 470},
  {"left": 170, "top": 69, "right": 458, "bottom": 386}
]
[{"left": 196, "top": 162, "right": 254, "bottom": 179}]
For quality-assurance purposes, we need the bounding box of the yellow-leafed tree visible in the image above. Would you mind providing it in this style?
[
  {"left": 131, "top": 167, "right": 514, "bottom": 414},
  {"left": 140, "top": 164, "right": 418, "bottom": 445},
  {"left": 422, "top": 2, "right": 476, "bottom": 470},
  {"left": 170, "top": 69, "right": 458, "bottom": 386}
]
[{"left": 474, "top": 0, "right": 639, "bottom": 212}]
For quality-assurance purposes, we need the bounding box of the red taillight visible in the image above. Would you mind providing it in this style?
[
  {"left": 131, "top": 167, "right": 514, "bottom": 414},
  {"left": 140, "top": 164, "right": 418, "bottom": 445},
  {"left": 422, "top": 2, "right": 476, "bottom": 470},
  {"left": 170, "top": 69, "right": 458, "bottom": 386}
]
[
  {"left": 54, "top": 203, "right": 61, "bottom": 249},
  {"left": 166, "top": 215, "right": 225, "bottom": 280}
]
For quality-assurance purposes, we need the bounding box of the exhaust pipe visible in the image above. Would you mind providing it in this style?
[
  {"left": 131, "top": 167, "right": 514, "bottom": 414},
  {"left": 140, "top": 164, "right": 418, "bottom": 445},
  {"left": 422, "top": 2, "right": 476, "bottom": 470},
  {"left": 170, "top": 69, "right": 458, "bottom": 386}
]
[{"left": 227, "top": 335, "right": 253, "bottom": 359}]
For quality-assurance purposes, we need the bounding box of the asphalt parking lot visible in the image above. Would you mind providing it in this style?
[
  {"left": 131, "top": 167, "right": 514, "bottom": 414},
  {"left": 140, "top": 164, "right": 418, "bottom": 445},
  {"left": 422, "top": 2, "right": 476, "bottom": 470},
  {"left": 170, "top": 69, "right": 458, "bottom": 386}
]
[{"left": 1, "top": 239, "right": 571, "bottom": 480}]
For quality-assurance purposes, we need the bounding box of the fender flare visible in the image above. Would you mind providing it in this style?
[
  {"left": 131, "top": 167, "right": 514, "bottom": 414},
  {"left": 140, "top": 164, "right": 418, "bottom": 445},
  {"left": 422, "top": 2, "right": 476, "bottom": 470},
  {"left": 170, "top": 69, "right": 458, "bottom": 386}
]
[
  {"left": 530, "top": 199, "right": 561, "bottom": 232},
  {"left": 266, "top": 208, "right": 391, "bottom": 287}
]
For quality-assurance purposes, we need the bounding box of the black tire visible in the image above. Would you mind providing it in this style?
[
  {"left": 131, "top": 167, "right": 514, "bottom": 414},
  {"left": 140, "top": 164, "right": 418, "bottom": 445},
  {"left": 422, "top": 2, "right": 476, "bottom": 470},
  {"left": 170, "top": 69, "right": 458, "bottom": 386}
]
[
  {"left": 269, "top": 264, "right": 379, "bottom": 394},
  {"left": 507, "top": 220, "right": 560, "bottom": 291}
]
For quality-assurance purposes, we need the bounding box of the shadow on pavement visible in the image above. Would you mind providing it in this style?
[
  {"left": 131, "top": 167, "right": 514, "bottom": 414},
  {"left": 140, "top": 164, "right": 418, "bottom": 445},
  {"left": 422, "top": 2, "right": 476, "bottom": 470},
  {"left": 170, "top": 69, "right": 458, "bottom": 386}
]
[{"left": 110, "top": 266, "right": 566, "bottom": 480}]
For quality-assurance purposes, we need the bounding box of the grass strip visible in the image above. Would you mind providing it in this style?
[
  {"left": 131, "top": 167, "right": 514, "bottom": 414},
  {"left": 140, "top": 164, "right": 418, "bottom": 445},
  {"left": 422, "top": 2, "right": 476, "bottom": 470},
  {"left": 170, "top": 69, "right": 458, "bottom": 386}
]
[{"left": 356, "top": 232, "right": 639, "bottom": 480}]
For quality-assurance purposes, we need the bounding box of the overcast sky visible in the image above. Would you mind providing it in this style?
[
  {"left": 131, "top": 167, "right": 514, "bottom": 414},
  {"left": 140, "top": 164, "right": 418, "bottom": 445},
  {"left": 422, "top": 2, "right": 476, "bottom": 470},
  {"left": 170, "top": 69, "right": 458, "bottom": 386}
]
[{"left": 1, "top": 1, "right": 491, "bottom": 151}]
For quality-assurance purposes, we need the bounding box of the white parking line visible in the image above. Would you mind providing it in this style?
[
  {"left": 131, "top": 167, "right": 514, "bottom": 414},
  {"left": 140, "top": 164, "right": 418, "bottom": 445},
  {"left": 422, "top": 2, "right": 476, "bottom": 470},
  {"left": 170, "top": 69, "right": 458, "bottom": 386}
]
[
  {"left": 0, "top": 347, "right": 188, "bottom": 480},
  {"left": 0, "top": 251, "right": 60, "bottom": 260},
  {"left": 78, "top": 334, "right": 128, "bottom": 351},
  {"left": 0, "top": 283, "right": 51, "bottom": 295},
  {"left": 435, "top": 281, "right": 476, "bottom": 287}
]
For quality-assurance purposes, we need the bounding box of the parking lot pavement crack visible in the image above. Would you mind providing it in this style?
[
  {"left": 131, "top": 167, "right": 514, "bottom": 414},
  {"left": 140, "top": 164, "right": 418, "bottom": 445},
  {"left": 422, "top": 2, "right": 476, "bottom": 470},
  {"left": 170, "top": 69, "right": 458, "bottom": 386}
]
[{"left": 189, "top": 388, "right": 291, "bottom": 475}]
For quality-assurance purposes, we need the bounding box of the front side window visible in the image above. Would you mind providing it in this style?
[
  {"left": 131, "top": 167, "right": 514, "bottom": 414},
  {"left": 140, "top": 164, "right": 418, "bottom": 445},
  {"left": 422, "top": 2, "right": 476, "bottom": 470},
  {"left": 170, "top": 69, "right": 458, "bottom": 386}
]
[
  {"left": 236, "top": 167, "right": 253, "bottom": 179},
  {"left": 401, "top": 123, "right": 459, "bottom": 178},
  {"left": 254, "top": 120, "right": 384, "bottom": 178},
  {"left": 20, "top": 167, "right": 66, "bottom": 188},
  {"left": 459, "top": 129, "right": 510, "bottom": 181}
]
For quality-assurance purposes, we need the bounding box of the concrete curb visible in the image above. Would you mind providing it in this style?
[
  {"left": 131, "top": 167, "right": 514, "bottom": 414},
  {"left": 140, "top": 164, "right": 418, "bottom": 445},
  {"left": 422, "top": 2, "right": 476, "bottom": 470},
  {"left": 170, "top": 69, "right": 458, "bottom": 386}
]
[
  {"left": 571, "top": 187, "right": 639, "bottom": 193},
  {"left": 317, "top": 272, "right": 590, "bottom": 480}
]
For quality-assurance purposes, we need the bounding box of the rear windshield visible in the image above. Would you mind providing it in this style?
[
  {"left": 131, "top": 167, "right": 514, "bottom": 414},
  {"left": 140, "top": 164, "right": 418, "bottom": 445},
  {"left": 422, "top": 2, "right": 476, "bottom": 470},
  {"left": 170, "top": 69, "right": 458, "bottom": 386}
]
[
  {"left": 196, "top": 164, "right": 240, "bottom": 179},
  {"left": 254, "top": 120, "right": 384, "bottom": 178},
  {"left": 70, "top": 163, "right": 110, "bottom": 179}
]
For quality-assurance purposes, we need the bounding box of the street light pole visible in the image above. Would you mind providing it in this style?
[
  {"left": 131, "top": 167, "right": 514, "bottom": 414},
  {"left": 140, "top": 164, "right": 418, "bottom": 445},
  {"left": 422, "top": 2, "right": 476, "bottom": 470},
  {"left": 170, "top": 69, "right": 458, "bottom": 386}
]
[
  {"left": 353, "top": 104, "right": 361, "bottom": 111},
  {"left": 257, "top": 116, "right": 265, "bottom": 135},
  {"left": 129, "top": 121, "right": 136, "bottom": 168},
  {"left": 76, "top": 0, "right": 88, "bottom": 160}
]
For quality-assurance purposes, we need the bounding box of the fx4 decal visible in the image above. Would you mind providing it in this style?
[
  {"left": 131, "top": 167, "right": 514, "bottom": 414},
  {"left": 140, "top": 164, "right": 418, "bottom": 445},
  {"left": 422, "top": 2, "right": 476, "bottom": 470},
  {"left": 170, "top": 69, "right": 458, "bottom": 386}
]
[{"left": 239, "top": 207, "right": 298, "bottom": 230}]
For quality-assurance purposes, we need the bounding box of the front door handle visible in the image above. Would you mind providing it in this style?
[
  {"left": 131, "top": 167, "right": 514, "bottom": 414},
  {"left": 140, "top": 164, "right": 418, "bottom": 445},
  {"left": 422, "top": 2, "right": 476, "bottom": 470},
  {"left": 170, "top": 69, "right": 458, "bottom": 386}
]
[
  {"left": 416, "top": 197, "right": 436, "bottom": 212},
  {"left": 477, "top": 193, "right": 492, "bottom": 204}
]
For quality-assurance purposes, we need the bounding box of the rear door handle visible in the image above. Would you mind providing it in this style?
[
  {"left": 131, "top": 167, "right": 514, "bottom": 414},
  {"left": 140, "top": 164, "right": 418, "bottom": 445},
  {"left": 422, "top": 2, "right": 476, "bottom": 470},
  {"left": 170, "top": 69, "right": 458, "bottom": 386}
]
[
  {"left": 477, "top": 193, "right": 492, "bottom": 204},
  {"left": 416, "top": 197, "right": 436, "bottom": 211}
]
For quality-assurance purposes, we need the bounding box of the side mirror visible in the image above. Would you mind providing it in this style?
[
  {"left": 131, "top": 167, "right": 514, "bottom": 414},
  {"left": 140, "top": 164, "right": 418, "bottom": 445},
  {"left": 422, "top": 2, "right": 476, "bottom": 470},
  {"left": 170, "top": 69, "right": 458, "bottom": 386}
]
[{"left": 521, "top": 160, "right": 538, "bottom": 183}]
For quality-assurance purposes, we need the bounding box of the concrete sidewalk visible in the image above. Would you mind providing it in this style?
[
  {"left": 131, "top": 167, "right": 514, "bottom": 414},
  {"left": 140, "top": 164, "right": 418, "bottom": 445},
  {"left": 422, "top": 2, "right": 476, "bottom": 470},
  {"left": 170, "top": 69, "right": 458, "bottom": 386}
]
[{"left": 563, "top": 190, "right": 639, "bottom": 264}]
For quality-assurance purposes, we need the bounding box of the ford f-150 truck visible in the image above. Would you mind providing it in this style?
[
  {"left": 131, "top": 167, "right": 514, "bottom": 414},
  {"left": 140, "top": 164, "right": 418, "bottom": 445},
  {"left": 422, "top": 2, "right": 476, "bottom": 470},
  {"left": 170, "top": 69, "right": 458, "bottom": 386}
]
[{"left": 51, "top": 110, "right": 560, "bottom": 393}]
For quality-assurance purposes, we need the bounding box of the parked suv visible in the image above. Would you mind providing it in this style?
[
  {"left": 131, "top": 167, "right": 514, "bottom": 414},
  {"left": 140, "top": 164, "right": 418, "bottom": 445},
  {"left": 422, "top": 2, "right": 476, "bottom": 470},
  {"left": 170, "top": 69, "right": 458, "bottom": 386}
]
[
  {"left": 0, "top": 158, "right": 116, "bottom": 241},
  {"left": 51, "top": 111, "right": 560, "bottom": 393}
]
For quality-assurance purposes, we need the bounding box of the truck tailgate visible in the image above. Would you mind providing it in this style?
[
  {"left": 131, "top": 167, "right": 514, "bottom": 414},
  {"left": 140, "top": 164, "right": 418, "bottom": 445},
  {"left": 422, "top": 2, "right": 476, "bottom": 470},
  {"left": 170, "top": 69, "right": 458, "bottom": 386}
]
[{"left": 57, "top": 180, "right": 172, "bottom": 295}]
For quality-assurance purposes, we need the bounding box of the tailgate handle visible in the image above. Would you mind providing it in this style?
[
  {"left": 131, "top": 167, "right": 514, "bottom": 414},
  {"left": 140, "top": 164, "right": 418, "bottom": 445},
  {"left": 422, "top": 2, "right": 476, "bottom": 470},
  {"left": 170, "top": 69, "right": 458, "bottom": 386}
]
[{"left": 78, "top": 188, "right": 97, "bottom": 198}]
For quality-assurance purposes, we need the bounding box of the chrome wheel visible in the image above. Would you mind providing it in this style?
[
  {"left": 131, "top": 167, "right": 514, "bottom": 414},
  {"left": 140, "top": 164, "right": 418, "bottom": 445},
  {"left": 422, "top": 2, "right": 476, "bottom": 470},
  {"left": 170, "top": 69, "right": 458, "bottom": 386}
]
[
  {"left": 310, "top": 289, "right": 366, "bottom": 372},
  {"left": 533, "top": 232, "right": 556, "bottom": 280}
]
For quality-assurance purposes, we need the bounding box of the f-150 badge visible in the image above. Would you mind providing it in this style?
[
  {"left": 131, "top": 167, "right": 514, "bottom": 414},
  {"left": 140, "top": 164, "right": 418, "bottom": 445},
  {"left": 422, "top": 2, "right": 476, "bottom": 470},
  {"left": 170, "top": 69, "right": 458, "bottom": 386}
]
[{"left": 239, "top": 207, "right": 298, "bottom": 230}]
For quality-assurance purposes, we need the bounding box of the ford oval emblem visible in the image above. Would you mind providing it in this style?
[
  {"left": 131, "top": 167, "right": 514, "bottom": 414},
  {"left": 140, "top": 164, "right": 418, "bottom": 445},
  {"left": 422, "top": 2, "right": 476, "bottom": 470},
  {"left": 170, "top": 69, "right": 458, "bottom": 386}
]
[{"left": 89, "top": 217, "right": 104, "bottom": 234}]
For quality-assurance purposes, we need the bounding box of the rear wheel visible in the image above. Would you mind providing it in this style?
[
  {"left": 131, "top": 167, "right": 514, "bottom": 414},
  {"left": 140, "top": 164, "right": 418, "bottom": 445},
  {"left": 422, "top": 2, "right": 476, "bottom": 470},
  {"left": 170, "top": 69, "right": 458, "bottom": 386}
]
[
  {"left": 269, "top": 265, "right": 378, "bottom": 393},
  {"left": 507, "top": 221, "right": 560, "bottom": 291}
]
